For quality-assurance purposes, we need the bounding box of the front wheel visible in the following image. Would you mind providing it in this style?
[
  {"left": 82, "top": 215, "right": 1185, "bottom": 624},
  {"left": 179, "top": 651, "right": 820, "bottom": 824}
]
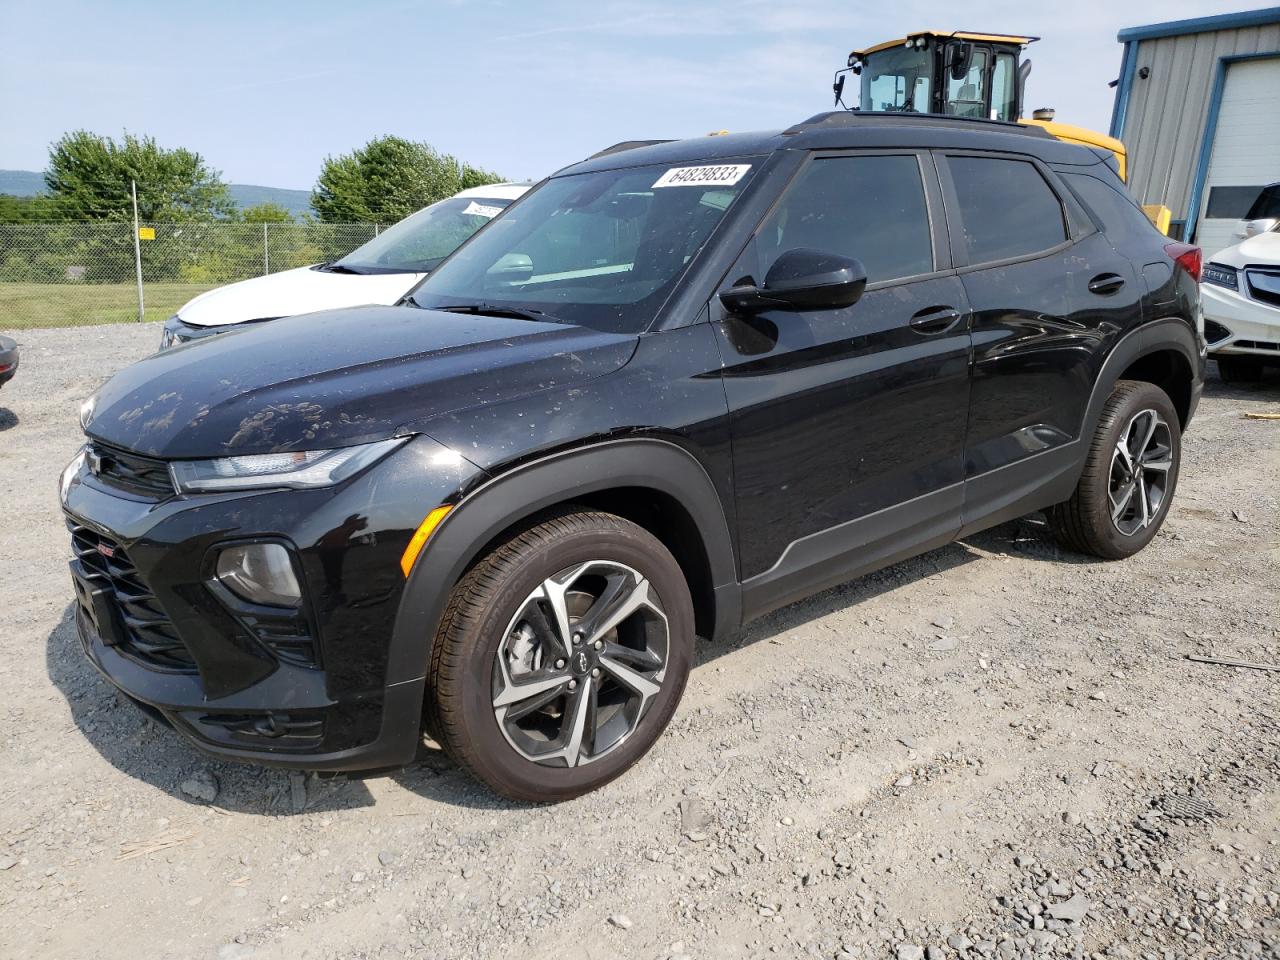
[
  {"left": 1049, "top": 380, "right": 1181, "bottom": 559},
  {"left": 426, "top": 510, "right": 694, "bottom": 801}
]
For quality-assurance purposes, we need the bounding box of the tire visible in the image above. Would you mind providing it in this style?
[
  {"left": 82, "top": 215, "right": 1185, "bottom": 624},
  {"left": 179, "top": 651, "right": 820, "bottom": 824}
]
[
  {"left": 426, "top": 509, "right": 695, "bottom": 801},
  {"left": 1217, "top": 356, "right": 1264, "bottom": 384},
  {"left": 1049, "top": 380, "right": 1181, "bottom": 560}
]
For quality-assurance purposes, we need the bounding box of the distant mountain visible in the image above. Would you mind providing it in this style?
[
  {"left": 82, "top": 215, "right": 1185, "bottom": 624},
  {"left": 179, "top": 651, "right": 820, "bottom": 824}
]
[{"left": 0, "top": 169, "right": 314, "bottom": 219}]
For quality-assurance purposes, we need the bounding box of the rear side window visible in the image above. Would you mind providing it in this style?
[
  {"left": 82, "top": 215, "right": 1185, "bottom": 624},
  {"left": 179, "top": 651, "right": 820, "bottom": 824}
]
[
  {"left": 758, "top": 154, "right": 934, "bottom": 284},
  {"left": 946, "top": 156, "right": 1067, "bottom": 264},
  {"left": 1062, "top": 172, "right": 1165, "bottom": 247}
]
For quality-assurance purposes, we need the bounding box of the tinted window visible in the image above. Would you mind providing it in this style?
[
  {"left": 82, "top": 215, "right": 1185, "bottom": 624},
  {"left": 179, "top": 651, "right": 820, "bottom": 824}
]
[
  {"left": 1246, "top": 183, "right": 1280, "bottom": 220},
  {"left": 1062, "top": 173, "right": 1165, "bottom": 247},
  {"left": 758, "top": 155, "right": 933, "bottom": 284},
  {"left": 992, "top": 53, "right": 1017, "bottom": 121},
  {"left": 947, "top": 156, "right": 1067, "bottom": 263}
]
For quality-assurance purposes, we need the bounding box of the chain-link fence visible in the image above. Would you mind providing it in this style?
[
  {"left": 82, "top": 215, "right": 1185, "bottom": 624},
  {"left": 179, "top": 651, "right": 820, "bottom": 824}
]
[{"left": 0, "top": 221, "right": 384, "bottom": 330}]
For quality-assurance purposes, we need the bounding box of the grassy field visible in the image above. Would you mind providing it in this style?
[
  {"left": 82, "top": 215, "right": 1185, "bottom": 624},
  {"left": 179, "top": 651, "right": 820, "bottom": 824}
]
[{"left": 0, "top": 282, "right": 217, "bottom": 331}]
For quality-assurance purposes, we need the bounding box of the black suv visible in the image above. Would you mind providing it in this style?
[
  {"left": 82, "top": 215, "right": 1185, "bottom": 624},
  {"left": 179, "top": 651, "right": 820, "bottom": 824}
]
[{"left": 63, "top": 113, "right": 1204, "bottom": 800}]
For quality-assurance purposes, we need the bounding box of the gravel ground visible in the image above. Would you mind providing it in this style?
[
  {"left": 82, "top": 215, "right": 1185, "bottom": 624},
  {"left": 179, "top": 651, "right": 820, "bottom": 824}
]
[{"left": 1, "top": 324, "right": 1278, "bottom": 960}]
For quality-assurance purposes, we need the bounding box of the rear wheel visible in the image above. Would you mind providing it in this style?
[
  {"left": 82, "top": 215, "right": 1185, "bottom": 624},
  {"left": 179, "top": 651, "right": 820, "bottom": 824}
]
[
  {"left": 426, "top": 510, "right": 694, "bottom": 801},
  {"left": 1217, "top": 356, "right": 1264, "bottom": 383},
  {"left": 1049, "top": 380, "right": 1181, "bottom": 559}
]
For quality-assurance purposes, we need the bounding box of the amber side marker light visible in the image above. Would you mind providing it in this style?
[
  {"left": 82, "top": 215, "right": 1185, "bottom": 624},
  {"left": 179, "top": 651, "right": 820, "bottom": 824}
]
[{"left": 400, "top": 505, "right": 453, "bottom": 577}]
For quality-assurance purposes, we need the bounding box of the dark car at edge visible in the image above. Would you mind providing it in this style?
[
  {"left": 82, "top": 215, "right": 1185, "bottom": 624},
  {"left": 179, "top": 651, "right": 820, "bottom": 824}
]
[{"left": 62, "top": 113, "right": 1205, "bottom": 800}]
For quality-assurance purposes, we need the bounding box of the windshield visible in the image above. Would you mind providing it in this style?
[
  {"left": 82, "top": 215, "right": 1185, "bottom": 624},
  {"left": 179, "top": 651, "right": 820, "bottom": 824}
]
[
  {"left": 859, "top": 47, "right": 932, "bottom": 112},
  {"left": 332, "top": 195, "right": 515, "bottom": 274},
  {"left": 407, "top": 159, "right": 761, "bottom": 333}
]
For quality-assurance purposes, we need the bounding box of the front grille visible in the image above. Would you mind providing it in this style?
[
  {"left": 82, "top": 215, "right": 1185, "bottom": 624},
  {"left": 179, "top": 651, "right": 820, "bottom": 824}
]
[
  {"left": 87, "top": 443, "right": 174, "bottom": 498},
  {"left": 1246, "top": 268, "right": 1280, "bottom": 309},
  {"left": 69, "top": 521, "right": 196, "bottom": 671}
]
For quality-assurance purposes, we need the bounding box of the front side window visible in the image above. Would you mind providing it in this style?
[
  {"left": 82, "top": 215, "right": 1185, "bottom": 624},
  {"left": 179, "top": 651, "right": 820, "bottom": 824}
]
[
  {"left": 945, "top": 46, "right": 990, "bottom": 119},
  {"left": 859, "top": 46, "right": 933, "bottom": 112},
  {"left": 946, "top": 156, "right": 1067, "bottom": 263},
  {"left": 333, "top": 195, "right": 515, "bottom": 274},
  {"left": 758, "top": 154, "right": 934, "bottom": 284},
  {"left": 409, "top": 159, "right": 762, "bottom": 333}
]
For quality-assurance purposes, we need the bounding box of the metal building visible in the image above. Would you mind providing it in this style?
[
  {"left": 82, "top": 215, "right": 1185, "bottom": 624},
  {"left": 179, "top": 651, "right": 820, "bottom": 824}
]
[{"left": 1110, "top": 7, "right": 1280, "bottom": 255}]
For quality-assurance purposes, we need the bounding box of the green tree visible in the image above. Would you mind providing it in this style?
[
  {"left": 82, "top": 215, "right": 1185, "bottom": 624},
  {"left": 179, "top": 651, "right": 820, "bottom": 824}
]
[
  {"left": 0, "top": 193, "right": 60, "bottom": 223},
  {"left": 311, "top": 135, "right": 503, "bottom": 223},
  {"left": 241, "top": 201, "right": 294, "bottom": 223},
  {"left": 45, "top": 130, "right": 235, "bottom": 222}
]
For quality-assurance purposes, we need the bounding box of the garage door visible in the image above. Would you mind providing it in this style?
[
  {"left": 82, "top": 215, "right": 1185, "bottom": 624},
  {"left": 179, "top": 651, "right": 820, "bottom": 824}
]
[{"left": 1196, "top": 57, "right": 1280, "bottom": 258}]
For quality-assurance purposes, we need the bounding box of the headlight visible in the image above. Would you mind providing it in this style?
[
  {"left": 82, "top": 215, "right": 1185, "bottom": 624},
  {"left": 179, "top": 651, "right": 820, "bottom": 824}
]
[
  {"left": 216, "top": 543, "right": 302, "bottom": 606},
  {"left": 1202, "top": 263, "right": 1238, "bottom": 291},
  {"left": 60, "top": 447, "right": 86, "bottom": 505},
  {"left": 169, "top": 437, "right": 408, "bottom": 493}
]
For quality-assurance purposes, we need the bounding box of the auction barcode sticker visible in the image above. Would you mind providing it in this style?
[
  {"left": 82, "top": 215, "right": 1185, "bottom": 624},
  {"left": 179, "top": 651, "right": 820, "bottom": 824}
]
[{"left": 652, "top": 164, "right": 751, "bottom": 189}]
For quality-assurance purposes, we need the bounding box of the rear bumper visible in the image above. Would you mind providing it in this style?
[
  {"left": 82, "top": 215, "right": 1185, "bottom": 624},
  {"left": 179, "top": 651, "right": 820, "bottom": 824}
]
[{"left": 1202, "top": 283, "right": 1280, "bottom": 358}]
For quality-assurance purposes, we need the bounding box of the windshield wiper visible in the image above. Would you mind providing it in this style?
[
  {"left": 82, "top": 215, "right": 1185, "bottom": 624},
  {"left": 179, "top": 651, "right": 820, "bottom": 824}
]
[
  {"left": 318, "top": 262, "right": 368, "bottom": 275},
  {"left": 434, "top": 302, "right": 561, "bottom": 324}
]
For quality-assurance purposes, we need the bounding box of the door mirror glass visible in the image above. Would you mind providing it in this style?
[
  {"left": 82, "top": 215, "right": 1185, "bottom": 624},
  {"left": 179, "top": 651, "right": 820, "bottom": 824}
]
[{"left": 720, "top": 248, "right": 867, "bottom": 314}]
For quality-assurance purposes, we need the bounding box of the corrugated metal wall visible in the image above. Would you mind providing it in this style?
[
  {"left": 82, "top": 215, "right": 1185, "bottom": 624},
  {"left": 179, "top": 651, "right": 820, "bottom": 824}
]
[{"left": 1119, "top": 20, "right": 1280, "bottom": 220}]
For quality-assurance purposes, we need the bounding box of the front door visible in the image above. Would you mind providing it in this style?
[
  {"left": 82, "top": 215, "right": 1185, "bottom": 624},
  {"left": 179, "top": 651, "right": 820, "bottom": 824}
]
[{"left": 710, "top": 151, "right": 972, "bottom": 618}]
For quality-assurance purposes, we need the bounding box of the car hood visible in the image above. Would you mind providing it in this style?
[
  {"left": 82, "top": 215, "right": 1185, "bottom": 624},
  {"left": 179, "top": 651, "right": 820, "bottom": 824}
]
[
  {"left": 1212, "top": 231, "right": 1280, "bottom": 269},
  {"left": 85, "top": 305, "right": 637, "bottom": 458},
  {"left": 177, "top": 266, "right": 423, "bottom": 328}
]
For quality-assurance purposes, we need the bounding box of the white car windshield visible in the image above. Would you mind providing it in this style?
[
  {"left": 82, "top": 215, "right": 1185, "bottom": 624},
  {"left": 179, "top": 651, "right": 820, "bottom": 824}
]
[{"left": 329, "top": 196, "right": 513, "bottom": 274}]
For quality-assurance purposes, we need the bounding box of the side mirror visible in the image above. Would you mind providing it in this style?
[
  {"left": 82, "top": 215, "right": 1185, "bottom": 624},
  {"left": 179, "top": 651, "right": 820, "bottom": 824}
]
[
  {"left": 1244, "top": 217, "right": 1279, "bottom": 239},
  {"left": 948, "top": 42, "right": 974, "bottom": 81},
  {"left": 832, "top": 73, "right": 846, "bottom": 106},
  {"left": 719, "top": 248, "right": 868, "bottom": 315}
]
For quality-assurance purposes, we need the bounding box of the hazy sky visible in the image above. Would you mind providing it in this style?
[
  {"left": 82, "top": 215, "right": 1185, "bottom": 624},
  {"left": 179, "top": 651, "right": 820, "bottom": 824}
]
[{"left": 0, "top": 0, "right": 1258, "bottom": 189}]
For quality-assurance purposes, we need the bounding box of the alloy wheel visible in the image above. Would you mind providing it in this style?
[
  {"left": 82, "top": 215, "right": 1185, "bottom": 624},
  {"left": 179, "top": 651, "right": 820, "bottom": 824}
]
[
  {"left": 492, "top": 560, "right": 669, "bottom": 768},
  {"left": 1108, "top": 408, "right": 1174, "bottom": 537}
]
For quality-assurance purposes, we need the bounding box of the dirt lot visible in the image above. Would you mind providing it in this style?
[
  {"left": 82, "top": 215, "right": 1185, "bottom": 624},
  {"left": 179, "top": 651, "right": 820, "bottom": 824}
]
[{"left": 1, "top": 324, "right": 1278, "bottom": 960}]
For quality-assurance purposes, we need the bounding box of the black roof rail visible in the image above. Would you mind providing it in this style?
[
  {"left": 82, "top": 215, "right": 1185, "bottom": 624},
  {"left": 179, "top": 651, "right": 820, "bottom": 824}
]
[
  {"left": 587, "top": 140, "right": 676, "bottom": 160},
  {"left": 783, "top": 110, "right": 1052, "bottom": 138}
]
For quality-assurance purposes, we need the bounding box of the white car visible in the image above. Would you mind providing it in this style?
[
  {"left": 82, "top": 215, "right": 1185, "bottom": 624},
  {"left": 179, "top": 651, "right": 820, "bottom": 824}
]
[
  {"left": 159, "top": 183, "right": 529, "bottom": 350},
  {"left": 1201, "top": 219, "right": 1280, "bottom": 383}
]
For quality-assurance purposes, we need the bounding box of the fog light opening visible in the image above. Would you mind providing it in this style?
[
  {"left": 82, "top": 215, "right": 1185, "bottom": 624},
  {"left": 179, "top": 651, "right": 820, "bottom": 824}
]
[{"left": 216, "top": 543, "right": 302, "bottom": 607}]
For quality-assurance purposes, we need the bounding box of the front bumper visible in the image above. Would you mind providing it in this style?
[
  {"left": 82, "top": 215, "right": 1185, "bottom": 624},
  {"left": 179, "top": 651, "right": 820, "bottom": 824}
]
[
  {"left": 159, "top": 315, "right": 262, "bottom": 352},
  {"left": 1201, "top": 282, "right": 1280, "bottom": 359},
  {"left": 61, "top": 435, "right": 480, "bottom": 772}
]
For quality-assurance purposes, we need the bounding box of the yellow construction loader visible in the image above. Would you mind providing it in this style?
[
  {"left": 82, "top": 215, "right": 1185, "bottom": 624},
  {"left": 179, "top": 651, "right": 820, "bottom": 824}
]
[{"left": 833, "top": 31, "right": 1131, "bottom": 181}]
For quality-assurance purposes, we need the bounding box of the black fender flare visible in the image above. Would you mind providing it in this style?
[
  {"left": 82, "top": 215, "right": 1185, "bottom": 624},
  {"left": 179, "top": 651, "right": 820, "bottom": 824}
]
[
  {"left": 1079, "top": 317, "right": 1201, "bottom": 444},
  {"left": 387, "top": 437, "right": 738, "bottom": 685}
]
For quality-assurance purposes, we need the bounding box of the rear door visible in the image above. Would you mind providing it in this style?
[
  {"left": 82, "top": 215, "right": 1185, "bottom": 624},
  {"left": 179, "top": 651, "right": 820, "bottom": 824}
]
[
  {"left": 936, "top": 151, "right": 1140, "bottom": 531},
  {"left": 711, "top": 150, "right": 972, "bottom": 617}
]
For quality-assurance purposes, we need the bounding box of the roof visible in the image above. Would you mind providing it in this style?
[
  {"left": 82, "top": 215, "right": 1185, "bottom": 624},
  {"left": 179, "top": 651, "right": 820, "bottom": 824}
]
[
  {"left": 1117, "top": 7, "right": 1280, "bottom": 43},
  {"left": 853, "top": 30, "right": 1039, "bottom": 58},
  {"left": 454, "top": 183, "right": 530, "bottom": 200},
  {"left": 559, "top": 112, "right": 1103, "bottom": 178}
]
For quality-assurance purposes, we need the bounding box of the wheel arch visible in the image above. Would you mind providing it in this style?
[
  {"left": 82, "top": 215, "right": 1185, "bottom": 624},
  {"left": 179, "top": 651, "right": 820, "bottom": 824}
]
[
  {"left": 1084, "top": 319, "right": 1201, "bottom": 438},
  {"left": 389, "top": 438, "right": 740, "bottom": 686}
]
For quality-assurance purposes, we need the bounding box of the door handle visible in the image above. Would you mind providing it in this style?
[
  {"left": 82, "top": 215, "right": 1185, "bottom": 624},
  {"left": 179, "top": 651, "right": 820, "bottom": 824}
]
[
  {"left": 1088, "top": 273, "right": 1126, "bottom": 295},
  {"left": 909, "top": 306, "right": 962, "bottom": 335}
]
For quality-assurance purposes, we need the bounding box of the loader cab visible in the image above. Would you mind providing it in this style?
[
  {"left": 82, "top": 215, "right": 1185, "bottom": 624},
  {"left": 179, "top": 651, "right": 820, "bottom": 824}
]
[{"left": 839, "top": 32, "right": 1035, "bottom": 122}]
